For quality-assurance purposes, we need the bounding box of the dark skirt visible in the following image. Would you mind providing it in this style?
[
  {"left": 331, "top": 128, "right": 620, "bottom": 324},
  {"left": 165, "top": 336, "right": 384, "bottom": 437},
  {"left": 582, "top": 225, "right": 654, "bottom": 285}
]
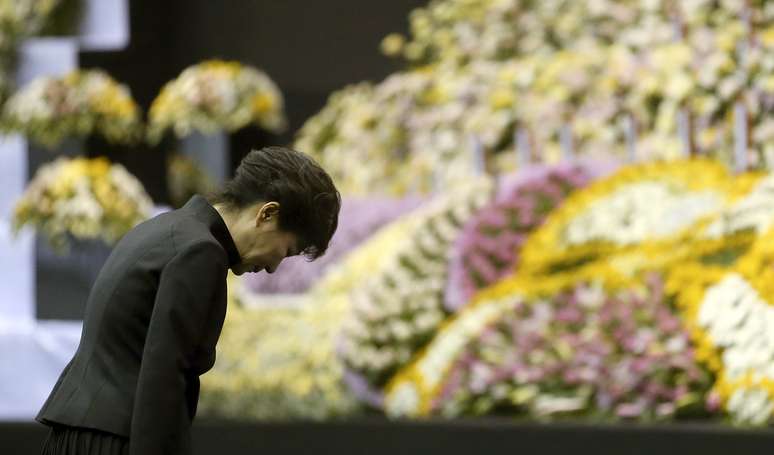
[{"left": 41, "top": 424, "right": 129, "bottom": 455}]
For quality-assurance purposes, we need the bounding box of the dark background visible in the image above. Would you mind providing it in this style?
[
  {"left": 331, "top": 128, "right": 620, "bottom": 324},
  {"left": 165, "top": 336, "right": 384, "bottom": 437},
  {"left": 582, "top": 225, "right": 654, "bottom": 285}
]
[{"left": 80, "top": 0, "right": 427, "bottom": 203}]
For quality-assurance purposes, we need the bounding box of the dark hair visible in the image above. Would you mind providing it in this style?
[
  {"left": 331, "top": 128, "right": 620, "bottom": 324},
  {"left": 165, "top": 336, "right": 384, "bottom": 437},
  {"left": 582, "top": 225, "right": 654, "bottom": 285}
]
[{"left": 208, "top": 146, "right": 341, "bottom": 260}]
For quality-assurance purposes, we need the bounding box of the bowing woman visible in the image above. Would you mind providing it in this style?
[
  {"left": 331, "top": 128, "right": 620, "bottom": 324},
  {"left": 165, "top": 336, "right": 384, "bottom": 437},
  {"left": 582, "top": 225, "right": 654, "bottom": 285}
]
[{"left": 37, "top": 146, "right": 341, "bottom": 454}]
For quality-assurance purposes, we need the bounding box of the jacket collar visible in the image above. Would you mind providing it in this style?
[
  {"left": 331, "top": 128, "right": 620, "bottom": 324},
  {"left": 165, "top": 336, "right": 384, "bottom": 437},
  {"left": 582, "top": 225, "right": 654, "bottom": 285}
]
[{"left": 182, "top": 195, "right": 242, "bottom": 267}]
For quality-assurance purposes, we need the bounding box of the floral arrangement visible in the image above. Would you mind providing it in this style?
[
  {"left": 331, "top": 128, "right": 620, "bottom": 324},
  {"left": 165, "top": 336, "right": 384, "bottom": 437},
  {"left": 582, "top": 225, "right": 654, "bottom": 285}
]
[
  {"left": 200, "top": 210, "right": 429, "bottom": 420},
  {"left": 338, "top": 177, "right": 494, "bottom": 392},
  {"left": 444, "top": 163, "right": 598, "bottom": 311},
  {"left": 0, "top": 0, "right": 61, "bottom": 44},
  {"left": 385, "top": 262, "right": 640, "bottom": 418},
  {"left": 242, "top": 195, "right": 424, "bottom": 295},
  {"left": 382, "top": 0, "right": 770, "bottom": 66},
  {"left": 477, "top": 27, "right": 773, "bottom": 163},
  {"left": 12, "top": 156, "right": 153, "bottom": 250},
  {"left": 147, "top": 60, "right": 286, "bottom": 143},
  {"left": 166, "top": 152, "right": 216, "bottom": 209},
  {"left": 667, "top": 227, "right": 774, "bottom": 425},
  {"left": 297, "top": 0, "right": 771, "bottom": 194},
  {"left": 0, "top": 69, "right": 143, "bottom": 147},
  {"left": 518, "top": 159, "right": 734, "bottom": 276},
  {"left": 0, "top": 0, "right": 58, "bottom": 101},
  {"left": 427, "top": 274, "right": 712, "bottom": 421}
]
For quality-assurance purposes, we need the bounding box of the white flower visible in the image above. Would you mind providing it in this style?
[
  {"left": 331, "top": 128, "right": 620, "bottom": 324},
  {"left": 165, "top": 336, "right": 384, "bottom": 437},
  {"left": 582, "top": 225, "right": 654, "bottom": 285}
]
[
  {"left": 699, "top": 274, "right": 774, "bottom": 394},
  {"left": 727, "top": 388, "right": 774, "bottom": 425},
  {"left": 564, "top": 181, "right": 722, "bottom": 246},
  {"left": 385, "top": 382, "right": 421, "bottom": 418},
  {"left": 533, "top": 394, "right": 588, "bottom": 416},
  {"left": 705, "top": 174, "right": 774, "bottom": 237}
]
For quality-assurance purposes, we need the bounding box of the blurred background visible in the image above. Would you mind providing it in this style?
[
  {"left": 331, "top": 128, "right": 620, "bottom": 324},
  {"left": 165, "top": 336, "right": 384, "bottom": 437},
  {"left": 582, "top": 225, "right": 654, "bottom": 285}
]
[{"left": 1, "top": 0, "right": 774, "bottom": 453}]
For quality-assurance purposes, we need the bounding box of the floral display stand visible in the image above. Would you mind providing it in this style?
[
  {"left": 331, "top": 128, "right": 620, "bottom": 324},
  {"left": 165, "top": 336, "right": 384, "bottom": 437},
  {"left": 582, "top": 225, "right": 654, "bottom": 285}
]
[
  {"left": 25, "top": 138, "right": 105, "bottom": 320},
  {"left": 34, "top": 235, "right": 113, "bottom": 320},
  {"left": 14, "top": 38, "right": 78, "bottom": 88},
  {"left": 77, "top": 0, "right": 129, "bottom": 51},
  {"left": 0, "top": 134, "right": 34, "bottom": 321}
]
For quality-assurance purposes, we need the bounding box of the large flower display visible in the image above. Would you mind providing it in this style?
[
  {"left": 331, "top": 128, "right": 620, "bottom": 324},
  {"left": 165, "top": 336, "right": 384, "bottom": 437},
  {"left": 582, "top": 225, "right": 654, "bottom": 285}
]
[
  {"left": 382, "top": 160, "right": 773, "bottom": 422},
  {"left": 383, "top": 0, "right": 770, "bottom": 66},
  {"left": 198, "top": 0, "right": 774, "bottom": 428},
  {"left": 297, "top": 0, "right": 772, "bottom": 194}
]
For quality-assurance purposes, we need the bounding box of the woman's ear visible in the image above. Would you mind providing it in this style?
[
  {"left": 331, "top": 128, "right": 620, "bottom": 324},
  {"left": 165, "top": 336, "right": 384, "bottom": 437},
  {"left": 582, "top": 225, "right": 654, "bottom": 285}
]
[{"left": 255, "top": 202, "right": 281, "bottom": 226}]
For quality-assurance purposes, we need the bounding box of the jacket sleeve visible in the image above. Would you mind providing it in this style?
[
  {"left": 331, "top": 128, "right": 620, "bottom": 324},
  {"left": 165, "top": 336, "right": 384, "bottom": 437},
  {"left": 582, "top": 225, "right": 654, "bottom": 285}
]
[{"left": 129, "top": 240, "right": 227, "bottom": 455}]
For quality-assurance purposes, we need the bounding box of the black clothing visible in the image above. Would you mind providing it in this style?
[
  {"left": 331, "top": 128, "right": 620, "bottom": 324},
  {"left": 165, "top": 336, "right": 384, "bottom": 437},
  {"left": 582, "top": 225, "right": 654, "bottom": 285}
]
[{"left": 37, "top": 195, "right": 240, "bottom": 455}]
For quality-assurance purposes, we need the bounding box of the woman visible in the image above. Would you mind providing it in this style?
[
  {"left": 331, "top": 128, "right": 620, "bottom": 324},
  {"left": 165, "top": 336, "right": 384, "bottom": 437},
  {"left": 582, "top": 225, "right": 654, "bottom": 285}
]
[{"left": 37, "top": 146, "right": 341, "bottom": 454}]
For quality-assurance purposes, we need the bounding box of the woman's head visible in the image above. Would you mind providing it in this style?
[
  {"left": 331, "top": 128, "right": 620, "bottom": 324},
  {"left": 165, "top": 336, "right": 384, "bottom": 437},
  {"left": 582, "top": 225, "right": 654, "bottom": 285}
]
[{"left": 209, "top": 146, "right": 340, "bottom": 275}]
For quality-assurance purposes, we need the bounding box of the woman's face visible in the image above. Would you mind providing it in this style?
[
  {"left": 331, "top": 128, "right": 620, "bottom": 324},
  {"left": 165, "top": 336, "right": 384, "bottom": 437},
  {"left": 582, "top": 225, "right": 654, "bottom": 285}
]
[{"left": 231, "top": 202, "right": 302, "bottom": 276}]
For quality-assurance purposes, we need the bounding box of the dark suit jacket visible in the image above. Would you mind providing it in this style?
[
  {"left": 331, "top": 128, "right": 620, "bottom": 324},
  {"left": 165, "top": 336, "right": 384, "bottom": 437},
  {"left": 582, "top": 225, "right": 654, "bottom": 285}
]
[{"left": 36, "top": 195, "right": 241, "bottom": 455}]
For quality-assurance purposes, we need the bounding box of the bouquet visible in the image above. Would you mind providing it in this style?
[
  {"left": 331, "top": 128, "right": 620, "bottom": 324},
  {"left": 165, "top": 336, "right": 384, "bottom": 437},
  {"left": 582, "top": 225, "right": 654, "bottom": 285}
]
[
  {"left": 12, "top": 156, "right": 153, "bottom": 250},
  {"left": 148, "top": 60, "right": 286, "bottom": 143},
  {"left": 1, "top": 69, "right": 143, "bottom": 147}
]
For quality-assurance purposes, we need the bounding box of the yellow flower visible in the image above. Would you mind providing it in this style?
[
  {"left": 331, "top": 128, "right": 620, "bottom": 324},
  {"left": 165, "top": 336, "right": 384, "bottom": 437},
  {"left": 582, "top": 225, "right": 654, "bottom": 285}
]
[
  {"left": 665, "top": 72, "right": 695, "bottom": 100},
  {"left": 760, "top": 27, "right": 774, "bottom": 47},
  {"left": 763, "top": 76, "right": 774, "bottom": 93},
  {"left": 381, "top": 33, "right": 405, "bottom": 56},
  {"left": 488, "top": 87, "right": 515, "bottom": 109},
  {"left": 202, "top": 59, "right": 241, "bottom": 77},
  {"left": 715, "top": 23, "right": 745, "bottom": 52},
  {"left": 251, "top": 92, "right": 276, "bottom": 115},
  {"left": 422, "top": 84, "right": 449, "bottom": 105},
  {"left": 651, "top": 44, "right": 692, "bottom": 69},
  {"left": 404, "top": 42, "right": 425, "bottom": 61}
]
